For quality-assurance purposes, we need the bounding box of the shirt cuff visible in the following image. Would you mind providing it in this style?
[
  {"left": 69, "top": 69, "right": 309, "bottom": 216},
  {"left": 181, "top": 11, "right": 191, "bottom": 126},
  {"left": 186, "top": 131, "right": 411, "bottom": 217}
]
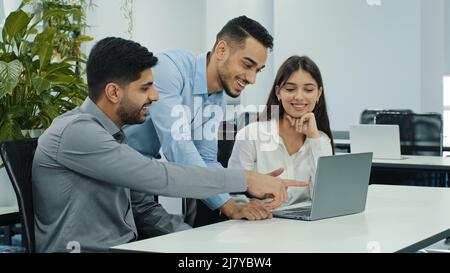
[{"left": 202, "top": 194, "right": 232, "bottom": 210}]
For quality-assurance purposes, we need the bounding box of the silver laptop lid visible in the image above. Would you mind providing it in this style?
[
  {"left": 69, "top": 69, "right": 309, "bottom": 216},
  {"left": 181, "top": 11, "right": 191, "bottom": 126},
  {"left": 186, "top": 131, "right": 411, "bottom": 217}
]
[
  {"left": 309, "top": 153, "right": 373, "bottom": 221},
  {"left": 350, "top": 124, "right": 402, "bottom": 159}
]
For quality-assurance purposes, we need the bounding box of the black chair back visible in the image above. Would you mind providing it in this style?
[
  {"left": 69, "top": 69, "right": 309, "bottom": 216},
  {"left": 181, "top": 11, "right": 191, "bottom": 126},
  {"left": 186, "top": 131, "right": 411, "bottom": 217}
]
[
  {"left": 360, "top": 109, "right": 413, "bottom": 125},
  {"left": 375, "top": 111, "right": 415, "bottom": 155},
  {"left": 360, "top": 109, "right": 380, "bottom": 124},
  {"left": 411, "top": 113, "right": 443, "bottom": 156},
  {"left": 0, "top": 138, "right": 38, "bottom": 253},
  {"left": 375, "top": 112, "right": 443, "bottom": 156},
  {"left": 369, "top": 112, "right": 445, "bottom": 187},
  {"left": 217, "top": 121, "right": 237, "bottom": 168}
]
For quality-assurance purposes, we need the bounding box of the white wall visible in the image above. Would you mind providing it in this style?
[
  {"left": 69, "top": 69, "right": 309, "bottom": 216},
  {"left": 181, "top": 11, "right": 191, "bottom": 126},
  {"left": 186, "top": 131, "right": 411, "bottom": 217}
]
[
  {"left": 86, "top": 0, "right": 206, "bottom": 54},
  {"left": 205, "top": 0, "right": 274, "bottom": 107},
  {"left": 85, "top": 0, "right": 128, "bottom": 45},
  {"left": 0, "top": 1, "right": 4, "bottom": 21},
  {"left": 274, "top": 0, "right": 422, "bottom": 131},
  {"left": 134, "top": 0, "right": 205, "bottom": 53},
  {"left": 421, "top": 0, "right": 445, "bottom": 114},
  {"left": 446, "top": 0, "right": 450, "bottom": 76}
]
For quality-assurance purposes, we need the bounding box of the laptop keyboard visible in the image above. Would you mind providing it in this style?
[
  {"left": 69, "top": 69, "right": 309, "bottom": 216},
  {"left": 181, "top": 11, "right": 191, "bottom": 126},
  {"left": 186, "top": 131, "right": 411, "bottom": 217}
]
[{"left": 277, "top": 206, "right": 311, "bottom": 216}]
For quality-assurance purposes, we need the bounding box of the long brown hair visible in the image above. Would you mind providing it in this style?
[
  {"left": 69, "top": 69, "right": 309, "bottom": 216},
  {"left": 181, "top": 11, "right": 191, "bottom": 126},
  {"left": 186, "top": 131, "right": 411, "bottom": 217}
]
[{"left": 263, "top": 56, "right": 335, "bottom": 154}]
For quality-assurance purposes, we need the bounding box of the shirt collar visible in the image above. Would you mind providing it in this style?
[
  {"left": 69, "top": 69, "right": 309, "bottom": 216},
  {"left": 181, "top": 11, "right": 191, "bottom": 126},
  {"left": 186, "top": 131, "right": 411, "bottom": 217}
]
[
  {"left": 260, "top": 119, "right": 313, "bottom": 150},
  {"left": 192, "top": 52, "right": 209, "bottom": 95},
  {"left": 80, "top": 97, "right": 121, "bottom": 137}
]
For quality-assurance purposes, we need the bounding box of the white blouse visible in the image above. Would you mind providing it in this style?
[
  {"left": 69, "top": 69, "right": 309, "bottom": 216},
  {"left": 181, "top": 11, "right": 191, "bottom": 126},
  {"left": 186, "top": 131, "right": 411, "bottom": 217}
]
[{"left": 228, "top": 119, "right": 333, "bottom": 207}]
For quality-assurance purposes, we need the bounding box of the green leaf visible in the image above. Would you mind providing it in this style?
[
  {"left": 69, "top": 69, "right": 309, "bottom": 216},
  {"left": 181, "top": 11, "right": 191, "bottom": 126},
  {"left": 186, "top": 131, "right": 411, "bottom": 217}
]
[
  {"left": 40, "top": 104, "right": 60, "bottom": 120},
  {"left": 0, "top": 60, "right": 23, "bottom": 97},
  {"left": 0, "top": 52, "right": 19, "bottom": 63},
  {"left": 2, "top": 10, "right": 32, "bottom": 43},
  {"left": 32, "top": 26, "right": 56, "bottom": 58},
  {"left": 75, "top": 35, "right": 94, "bottom": 43},
  {"left": 8, "top": 105, "right": 27, "bottom": 119},
  {"left": 34, "top": 26, "right": 57, "bottom": 44},
  {"left": 45, "top": 63, "right": 72, "bottom": 74},
  {"left": 0, "top": 114, "right": 24, "bottom": 143},
  {"left": 43, "top": 7, "right": 82, "bottom": 21},
  {"left": 32, "top": 77, "right": 52, "bottom": 95},
  {"left": 39, "top": 41, "right": 53, "bottom": 70},
  {"left": 46, "top": 74, "right": 75, "bottom": 84}
]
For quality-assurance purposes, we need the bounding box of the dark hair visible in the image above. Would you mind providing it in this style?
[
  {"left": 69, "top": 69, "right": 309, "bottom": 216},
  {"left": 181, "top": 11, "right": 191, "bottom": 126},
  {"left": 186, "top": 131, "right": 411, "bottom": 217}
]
[
  {"left": 264, "top": 56, "right": 335, "bottom": 154},
  {"left": 213, "top": 15, "right": 273, "bottom": 51},
  {"left": 87, "top": 37, "right": 158, "bottom": 102}
]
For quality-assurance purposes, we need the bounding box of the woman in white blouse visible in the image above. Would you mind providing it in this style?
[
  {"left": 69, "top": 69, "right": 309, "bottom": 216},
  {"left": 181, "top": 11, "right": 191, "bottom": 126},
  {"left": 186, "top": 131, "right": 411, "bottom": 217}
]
[{"left": 228, "top": 56, "right": 335, "bottom": 207}]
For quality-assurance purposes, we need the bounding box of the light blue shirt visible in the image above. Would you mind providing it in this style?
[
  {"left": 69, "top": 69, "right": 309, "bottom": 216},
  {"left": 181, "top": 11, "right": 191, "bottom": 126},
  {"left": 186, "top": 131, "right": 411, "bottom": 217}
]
[{"left": 124, "top": 49, "right": 231, "bottom": 210}]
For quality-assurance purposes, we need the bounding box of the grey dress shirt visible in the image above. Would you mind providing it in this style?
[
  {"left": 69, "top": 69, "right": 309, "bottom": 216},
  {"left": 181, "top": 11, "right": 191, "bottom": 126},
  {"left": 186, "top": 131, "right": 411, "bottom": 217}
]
[{"left": 32, "top": 98, "right": 246, "bottom": 253}]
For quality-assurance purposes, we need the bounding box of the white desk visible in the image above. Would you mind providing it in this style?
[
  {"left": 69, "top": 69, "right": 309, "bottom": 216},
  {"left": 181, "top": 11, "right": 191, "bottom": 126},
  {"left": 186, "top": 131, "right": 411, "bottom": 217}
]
[
  {"left": 372, "top": 156, "right": 450, "bottom": 171},
  {"left": 371, "top": 156, "right": 450, "bottom": 187},
  {"left": 334, "top": 139, "right": 350, "bottom": 145},
  {"left": 0, "top": 206, "right": 19, "bottom": 226},
  {"left": 111, "top": 185, "right": 450, "bottom": 253},
  {"left": 0, "top": 206, "right": 18, "bottom": 215},
  {"left": 333, "top": 138, "right": 450, "bottom": 152}
]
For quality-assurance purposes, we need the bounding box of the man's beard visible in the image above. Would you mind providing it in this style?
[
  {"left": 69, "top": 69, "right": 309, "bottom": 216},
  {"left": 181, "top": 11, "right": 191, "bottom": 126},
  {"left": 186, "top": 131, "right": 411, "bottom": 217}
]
[
  {"left": 218, "top": 65, "right": 240, "bottom": 99},
  {"left": 117, "top": 100, "right": 146, "bottom": 125},
  {"left": 219, "top": 76, "right": 240, "bottom": 98}
]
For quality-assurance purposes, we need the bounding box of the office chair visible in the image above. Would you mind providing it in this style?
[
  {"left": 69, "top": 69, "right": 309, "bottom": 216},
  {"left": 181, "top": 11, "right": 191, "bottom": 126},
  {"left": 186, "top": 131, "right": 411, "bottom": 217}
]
[
  {"left": 360, "top": 109, "right": 413, "bottom": 125},
  {"left": 411, "top": 113, "right": 443, "bottom": 156},
  {"left": 373, "top": 112, "right": 445, "bottom": 187},
  {"left": 376, "top": 112, "right": 444, "bottom": 155},
  {"left": 217, "top": 120, "right": 237, "bottom": 168},
  {"left": 373, "top": 111, "right": 417, "bottom": 186},
  {"left": 0, "top": 138, "right": 38, "bottom": 253},
  {"left": 360, "top": 109, "right": 380, "bottom": 124},
  {"left": 375, "top": 111, "right": 415, "bottom": 155},
  {"left": 411, "top": 113, "right": 445, "bottom": 187}
]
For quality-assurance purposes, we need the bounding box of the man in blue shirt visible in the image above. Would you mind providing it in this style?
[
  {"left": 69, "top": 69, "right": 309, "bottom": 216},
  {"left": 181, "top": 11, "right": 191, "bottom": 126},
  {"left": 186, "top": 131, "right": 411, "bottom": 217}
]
[{"left": 124, "top": 16, "right": 276, "bottom": 223}]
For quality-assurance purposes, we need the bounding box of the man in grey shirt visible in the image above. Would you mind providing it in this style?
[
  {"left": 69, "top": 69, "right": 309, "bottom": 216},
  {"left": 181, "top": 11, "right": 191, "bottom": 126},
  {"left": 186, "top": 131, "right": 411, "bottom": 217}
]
[{"left": 32, "top": 37, "right": 306, "bottom": 253}]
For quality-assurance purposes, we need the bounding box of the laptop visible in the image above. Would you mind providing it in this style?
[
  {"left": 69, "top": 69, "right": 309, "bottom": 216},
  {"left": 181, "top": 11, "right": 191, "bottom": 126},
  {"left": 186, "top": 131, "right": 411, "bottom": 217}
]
[
  {"left": 272, "top": 153, "right": 373, "bottom": 221},
  {"left": 350, "top": 124, "right": 405, "bottom": 160}
]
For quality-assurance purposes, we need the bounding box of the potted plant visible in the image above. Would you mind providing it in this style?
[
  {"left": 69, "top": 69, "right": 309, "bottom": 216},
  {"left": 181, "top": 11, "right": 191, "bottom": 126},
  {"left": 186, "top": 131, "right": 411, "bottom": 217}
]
[{"left": 0, "top": 0, "right": 93, "bottom": 143}]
